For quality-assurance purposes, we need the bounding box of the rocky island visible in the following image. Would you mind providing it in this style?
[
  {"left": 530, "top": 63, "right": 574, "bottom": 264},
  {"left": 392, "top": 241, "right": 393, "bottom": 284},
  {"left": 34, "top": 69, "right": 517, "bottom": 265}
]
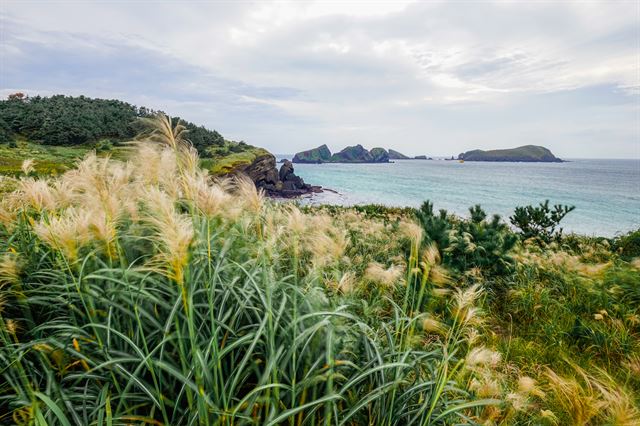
[
  {"left": 293, "top": 144, "right": 393, "bottom": 163},
  {"left": 388, "top": 149, "right": 410, "bottom": 160},
  {"left": 458, "top": 145, "right": 563, "bottom": 162}
]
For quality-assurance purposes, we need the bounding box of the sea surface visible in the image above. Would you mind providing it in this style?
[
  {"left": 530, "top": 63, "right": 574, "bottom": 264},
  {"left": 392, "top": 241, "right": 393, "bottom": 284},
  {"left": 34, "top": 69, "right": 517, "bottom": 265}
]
[{"left": 276, "top": 156, "right": 640, "bottom": 237}]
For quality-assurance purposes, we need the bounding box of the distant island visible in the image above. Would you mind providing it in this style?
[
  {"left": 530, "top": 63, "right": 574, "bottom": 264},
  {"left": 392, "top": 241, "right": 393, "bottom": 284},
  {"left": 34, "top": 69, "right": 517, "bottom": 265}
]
[
  {"left": 293, "top": 144, "right": 390, "bottom": 163},
  {"left": 292, "top": 145, "right": 431, "bottom": 163},
  {"left": 458, "top": 145, "right": 563, "bottom": 162}
]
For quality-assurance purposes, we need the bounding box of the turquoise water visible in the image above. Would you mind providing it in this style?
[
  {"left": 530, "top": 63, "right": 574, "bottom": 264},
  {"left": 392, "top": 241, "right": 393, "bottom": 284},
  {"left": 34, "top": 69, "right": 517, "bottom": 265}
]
[{"left": 277, "top": 157, "right": 640, "bottom": 237}]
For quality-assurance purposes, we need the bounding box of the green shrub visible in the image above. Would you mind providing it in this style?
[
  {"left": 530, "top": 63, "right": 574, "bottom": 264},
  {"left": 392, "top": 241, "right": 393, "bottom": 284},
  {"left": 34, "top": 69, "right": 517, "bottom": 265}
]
[
  {"left": 416, "top": 201, "right": 517, "bottom": 277},
  {"left": 510, "top": 200, "right": 575, "bottom": 243},
  {"left": 612, "top": 229, "right": 640, "bottom": 260}
]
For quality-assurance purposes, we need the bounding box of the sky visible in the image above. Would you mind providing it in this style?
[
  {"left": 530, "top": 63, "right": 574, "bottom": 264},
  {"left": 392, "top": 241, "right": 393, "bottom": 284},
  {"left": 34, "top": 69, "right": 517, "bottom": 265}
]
[{"left": 1, "top": 0, "right": 638, "bottom": 158}]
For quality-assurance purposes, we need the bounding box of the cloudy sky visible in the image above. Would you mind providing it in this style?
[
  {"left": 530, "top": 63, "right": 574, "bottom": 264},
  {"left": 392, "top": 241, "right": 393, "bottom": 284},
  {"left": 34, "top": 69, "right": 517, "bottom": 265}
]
[{"left": 1, "top": 0, "right": 638, "bottom": 158}]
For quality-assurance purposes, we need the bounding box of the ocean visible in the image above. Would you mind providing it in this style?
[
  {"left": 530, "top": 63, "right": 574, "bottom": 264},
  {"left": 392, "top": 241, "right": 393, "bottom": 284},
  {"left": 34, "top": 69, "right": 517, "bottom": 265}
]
[{"left": 276, "top": 157, "right": 640, "bottom": 237}]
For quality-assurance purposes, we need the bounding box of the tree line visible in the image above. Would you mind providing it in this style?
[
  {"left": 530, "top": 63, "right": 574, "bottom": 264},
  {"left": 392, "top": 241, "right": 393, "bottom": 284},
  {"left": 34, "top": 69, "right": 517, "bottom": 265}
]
[{"left": 0, "top": 93, "right": 226, "bottom": 156}]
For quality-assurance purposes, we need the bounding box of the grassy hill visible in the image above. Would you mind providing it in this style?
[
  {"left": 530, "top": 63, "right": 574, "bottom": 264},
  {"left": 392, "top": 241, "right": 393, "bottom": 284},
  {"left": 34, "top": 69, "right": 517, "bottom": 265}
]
[
  {"left": 0, "top": 94, "right": 266, "bottom": 177},
  {"left": 459, "top": 145, "right": 563, "bottom": 162}
]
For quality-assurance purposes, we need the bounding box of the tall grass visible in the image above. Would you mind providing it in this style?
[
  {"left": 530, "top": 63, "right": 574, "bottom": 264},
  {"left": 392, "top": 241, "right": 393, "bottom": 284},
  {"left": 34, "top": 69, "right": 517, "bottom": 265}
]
[{"left": 0, "top": 116, "right": 498, "bottom": 425}]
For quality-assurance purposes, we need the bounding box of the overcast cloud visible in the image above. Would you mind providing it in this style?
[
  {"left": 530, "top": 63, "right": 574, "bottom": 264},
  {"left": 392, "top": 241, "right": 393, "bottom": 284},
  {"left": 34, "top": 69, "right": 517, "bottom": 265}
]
[{"left": 1, "top": 0, "right": 638, "bottom": 157}]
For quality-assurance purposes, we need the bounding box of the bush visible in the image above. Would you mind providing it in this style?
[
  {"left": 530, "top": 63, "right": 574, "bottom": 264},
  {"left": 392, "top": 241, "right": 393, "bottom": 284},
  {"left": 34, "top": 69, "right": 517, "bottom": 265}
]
[
  {"left": 95, "top": 139, "right": 113, "bottom": 152},
  {"left": 612, "top": 229, "right": 640, "bottom": 260},
  {"left": 416, "top": 201, "right": 517, "bottom": 277},
  {"left": 510, "top": 200, "right": 575, "bottom": 243}
]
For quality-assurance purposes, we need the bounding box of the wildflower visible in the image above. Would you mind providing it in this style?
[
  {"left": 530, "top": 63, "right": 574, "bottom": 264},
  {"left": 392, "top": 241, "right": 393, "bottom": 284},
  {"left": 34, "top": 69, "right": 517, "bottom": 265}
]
[
  {"left": 139, "top": 113, "right": 189, "bottom": 152},
  {"left": 0, "top": 252, "right": 20, "bottom": 287},
  {"left": 465, "top": 346, "right": 501, "bottom": 368},
  {"left": 0, "top": 201, "right": 16, "bottom": 226},
  {"left": 33, "top": 208, "right": 91, "bottom": 261},
  {"left": 421, "top": 316, "right": 448, "bottom": 335},
  {"left": 399, "top": 220, "right": 423, "bottom": 243},
  {"left": 143, "top": 188, "right": 194, "bottom": 284},
  {"left": 518, "top": 376, "right": 545, "bottom": 398},
  {"left": 470, "top": 377, "right": 501, "bottom": 398},
  {"left": 364, "top": 262, "right": 403, "bottom": 287},
  {"left": 337, "top": 272, "right": 356, "bottom": 294},
  {"left": 422, "top": 243, "right": 440, "bottom": 266},
  {"left": 236, "top": 176, "right": 263, "bottom": 215},
  {"left": 507, "top": 392, "right": 529, "bottom": 411},
  {"left": 183, "top": 173, "right": 232, "bottom": 217},
  {"left": 19, "top": 178, "right": 57, "bottom": 212},
  {"left": 286, "top": 206, "right": 307, "bottom": 235},
  {"left": 87, "top": 208, "right": 118, "bottom": 257},
  {"left": 309, "top": 230, "right": 347, "bottom": 268},
  {"left": 454, "top": 284, "right": 482, "bottom": 311},
  {"left": 21, "top": 159, "right": 35, "bottom": 176}
]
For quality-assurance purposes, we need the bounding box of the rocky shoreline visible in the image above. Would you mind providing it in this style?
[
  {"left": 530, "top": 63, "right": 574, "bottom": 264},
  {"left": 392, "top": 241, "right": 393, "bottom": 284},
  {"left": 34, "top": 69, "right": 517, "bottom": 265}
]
[{"left": 235, "top": 152, "right": 322, "bottom": 198}]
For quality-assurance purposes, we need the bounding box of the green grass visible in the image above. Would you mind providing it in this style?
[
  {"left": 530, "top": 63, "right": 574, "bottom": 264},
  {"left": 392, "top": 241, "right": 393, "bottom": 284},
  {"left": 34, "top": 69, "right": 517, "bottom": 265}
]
[
  {"left": 201, "top": 145, "right": 271, "bottom": 176},
  {"left": 0, "top": 138, "right": 502, "bottom": 425},
  {"left": 0, "top": 125, "right": 638, "bottom": 424},
  {"left": 0, "top": 139, "right": 129, "bottom": 176},
  {"left": 0, "top": 138, "right": 269, "bottom": 180}
]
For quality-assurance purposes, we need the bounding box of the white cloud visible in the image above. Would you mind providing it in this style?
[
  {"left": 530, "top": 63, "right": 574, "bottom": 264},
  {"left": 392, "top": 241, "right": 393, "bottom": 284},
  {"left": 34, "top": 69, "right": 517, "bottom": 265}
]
[{"left": 1, "top": 0, "right": 638, "bottom": 157}]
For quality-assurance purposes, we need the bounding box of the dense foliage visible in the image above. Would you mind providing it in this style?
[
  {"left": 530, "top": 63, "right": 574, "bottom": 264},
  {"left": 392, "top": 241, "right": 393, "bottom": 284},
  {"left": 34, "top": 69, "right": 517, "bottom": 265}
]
[
  {"left": 613, "top": 229, "right": 640, "bottom": 260},
  {"left": 416, "top": 201, "right": 518, "bottom": 277},
  {"left": 0, "top": 94, "right": 225, "bottom": 156},
  {"left": 510, "top": 200, "right": 575, "bottom": 243}
]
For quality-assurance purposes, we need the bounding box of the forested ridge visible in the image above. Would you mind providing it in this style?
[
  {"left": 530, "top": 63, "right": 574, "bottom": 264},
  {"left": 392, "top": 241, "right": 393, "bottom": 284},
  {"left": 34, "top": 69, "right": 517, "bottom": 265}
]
[{"left": 0, "top": 93, "right": 226, "bottom": 156}]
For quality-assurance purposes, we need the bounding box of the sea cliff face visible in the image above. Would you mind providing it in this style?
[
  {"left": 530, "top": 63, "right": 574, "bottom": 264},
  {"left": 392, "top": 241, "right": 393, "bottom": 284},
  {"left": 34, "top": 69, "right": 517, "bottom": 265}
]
[
  {"left": 458, "top": 145, "right": 563, "bottom": 162},
  {"left": 219, "top": 152, "right": 319, "bottom": 197}
]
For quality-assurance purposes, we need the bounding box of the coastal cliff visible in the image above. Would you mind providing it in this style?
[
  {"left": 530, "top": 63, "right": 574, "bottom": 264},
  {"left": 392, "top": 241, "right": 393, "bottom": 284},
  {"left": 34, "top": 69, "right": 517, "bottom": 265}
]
[{"left": 209, "top": 150, "right": 319, "bottom": 197}]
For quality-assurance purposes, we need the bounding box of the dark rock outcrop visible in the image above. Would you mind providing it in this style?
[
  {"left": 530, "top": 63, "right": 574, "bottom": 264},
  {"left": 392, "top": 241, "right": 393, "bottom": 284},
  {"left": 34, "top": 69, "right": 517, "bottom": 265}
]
[
  {"left": 414, "top": 155, "right": 427, "bottom": 160},
  {"left": 235, "top": 154, "right": 320, "bottom": 198}
]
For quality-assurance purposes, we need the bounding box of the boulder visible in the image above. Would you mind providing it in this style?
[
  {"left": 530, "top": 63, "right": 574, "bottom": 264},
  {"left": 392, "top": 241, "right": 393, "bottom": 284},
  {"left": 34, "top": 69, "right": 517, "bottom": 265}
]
[{"left": 279, "top": 160, "right": 294, "bottom": 181}]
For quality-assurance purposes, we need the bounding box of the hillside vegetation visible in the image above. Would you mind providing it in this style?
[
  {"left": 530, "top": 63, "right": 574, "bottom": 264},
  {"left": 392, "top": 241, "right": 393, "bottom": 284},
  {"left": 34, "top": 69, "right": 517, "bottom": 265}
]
[
  {"left": 0, "top": 94, "right": 266, "bottom": 176},
  {"left": 0, "top": 117, "right": 638, "bottom": 425},
  {"left": 458, "top": 145, "right": 563, "bottom": 162}
]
